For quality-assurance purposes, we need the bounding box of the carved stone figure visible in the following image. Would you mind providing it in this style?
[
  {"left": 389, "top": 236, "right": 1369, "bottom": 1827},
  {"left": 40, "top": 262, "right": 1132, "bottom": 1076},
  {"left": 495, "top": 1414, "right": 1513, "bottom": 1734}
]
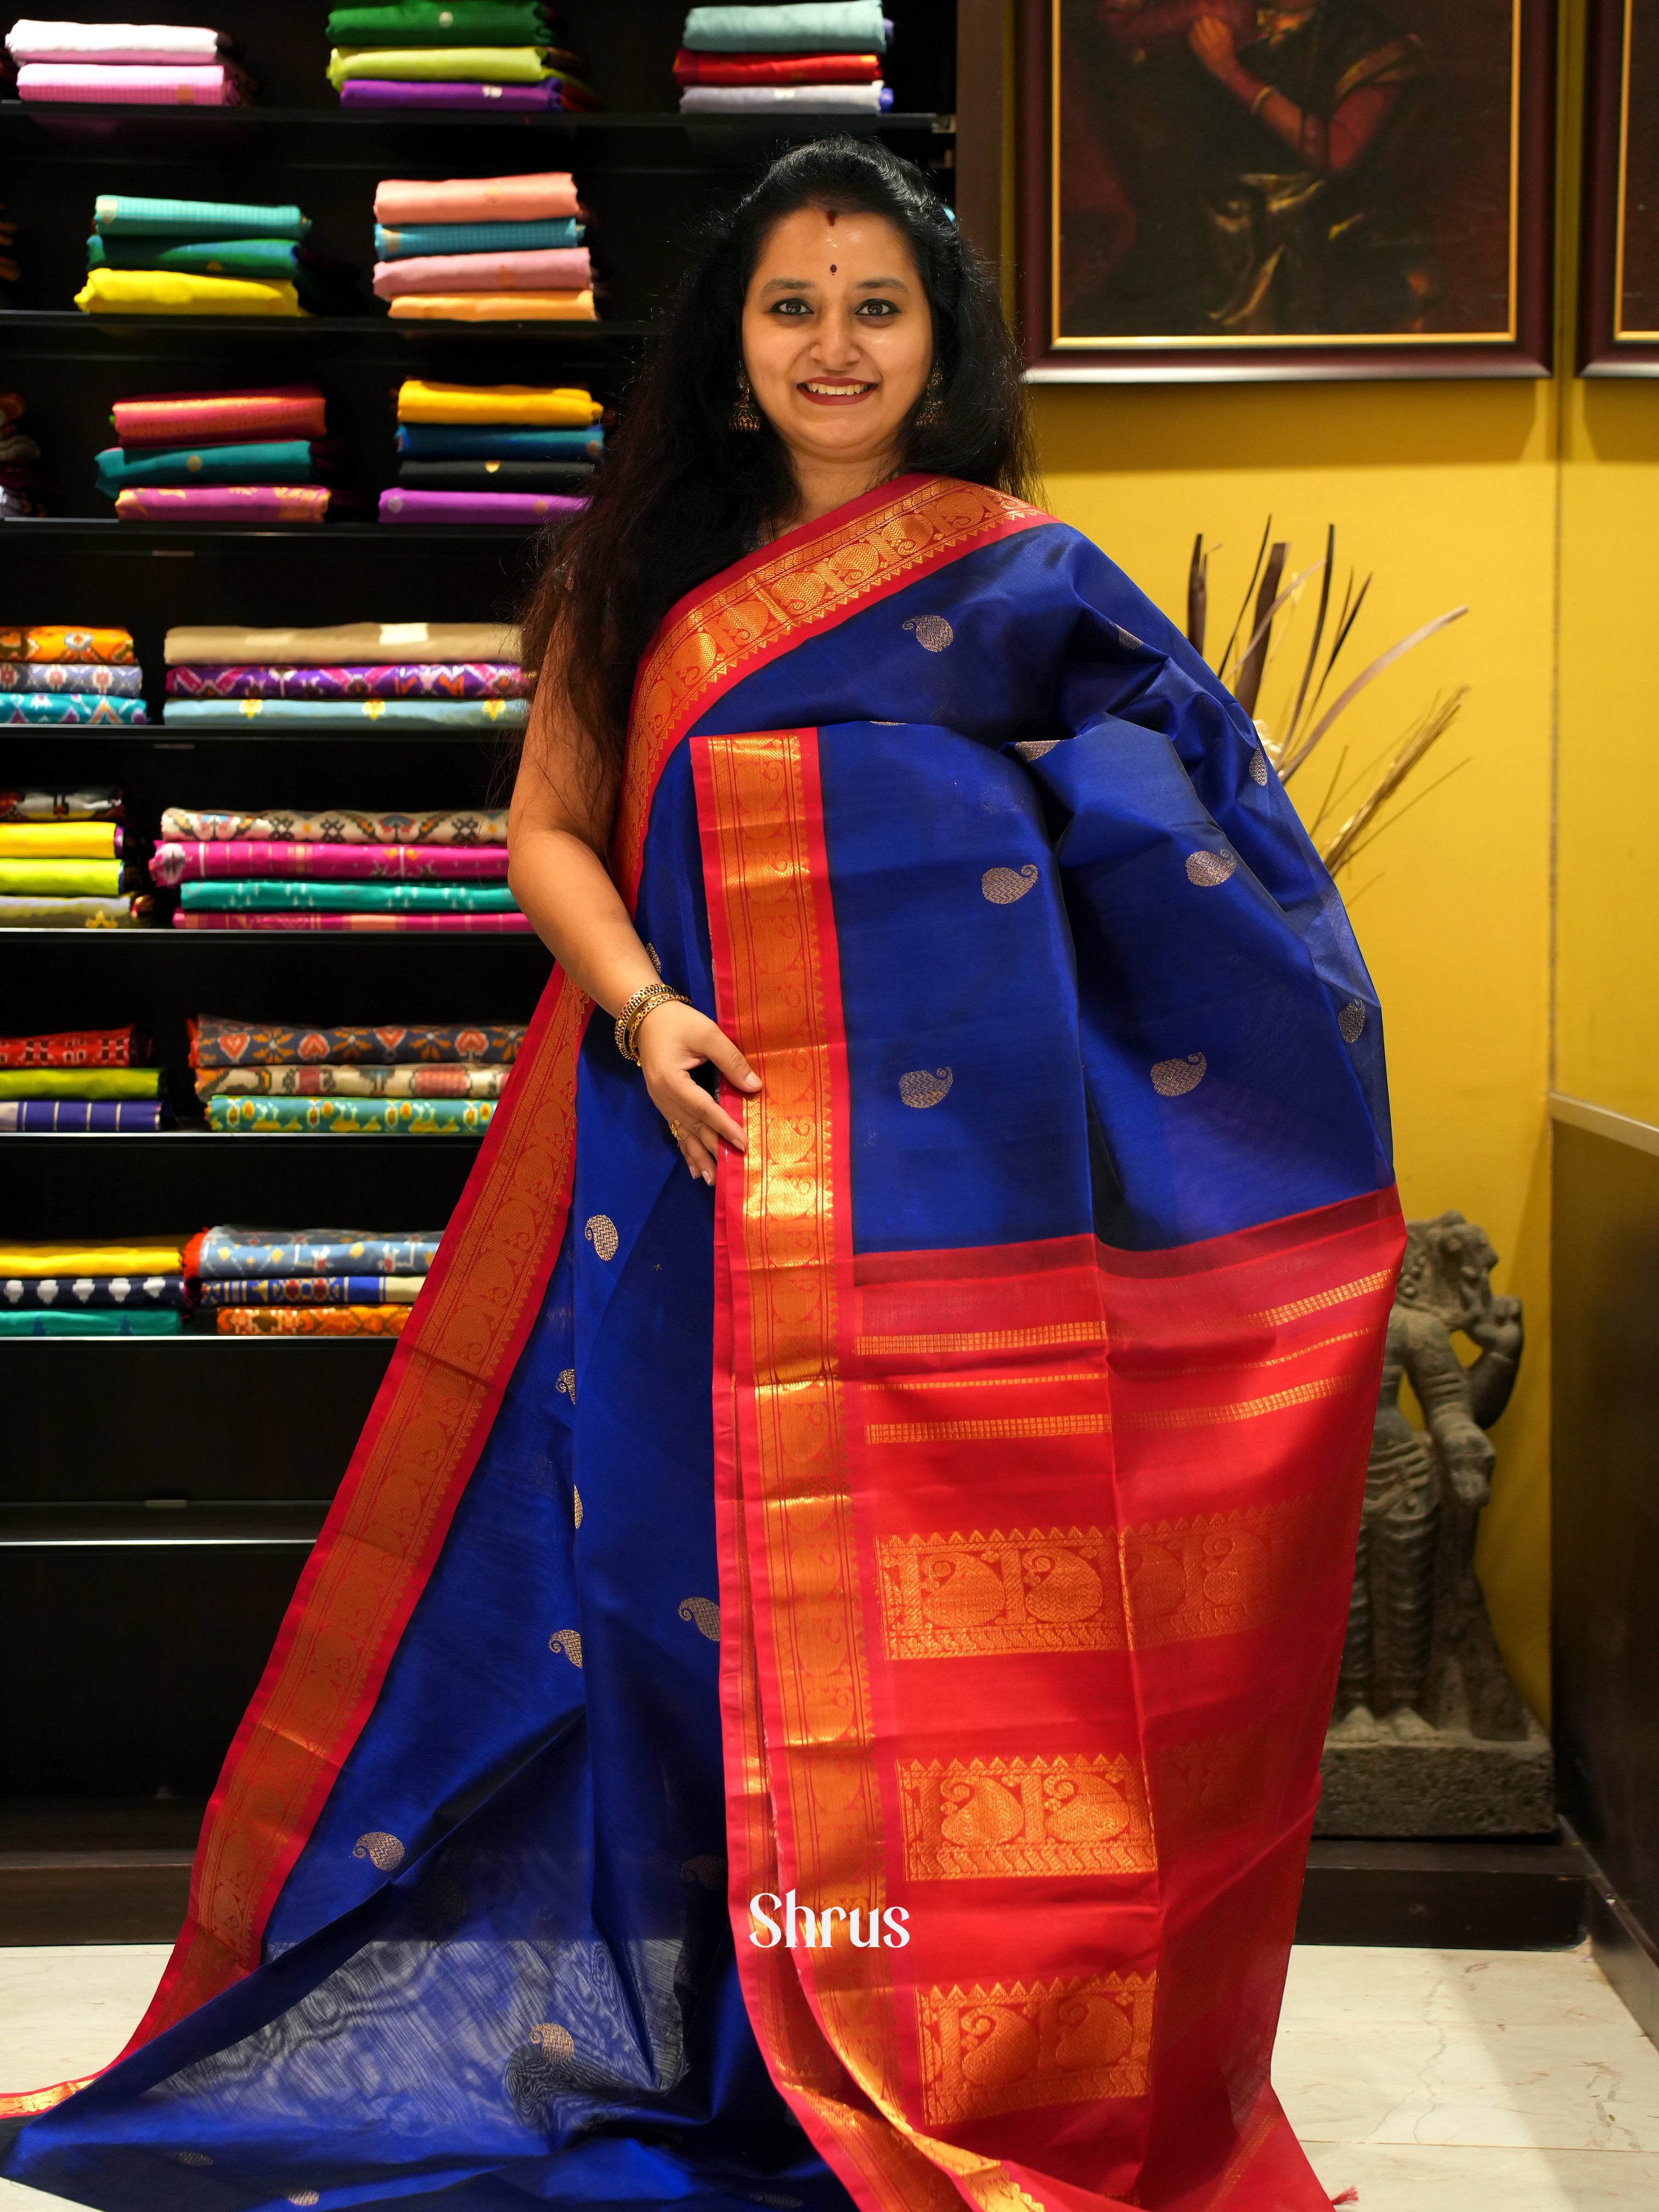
[{"left": 1316, "top": 1211, "right": 1553, "bottom": 1835}]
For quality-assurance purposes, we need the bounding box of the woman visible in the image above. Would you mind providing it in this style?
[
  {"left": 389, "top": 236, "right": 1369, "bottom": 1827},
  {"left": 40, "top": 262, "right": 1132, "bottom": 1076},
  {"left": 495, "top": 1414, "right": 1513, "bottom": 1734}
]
[{"left": 2, "top": 140, "right": 1402, "bottom": 2212}]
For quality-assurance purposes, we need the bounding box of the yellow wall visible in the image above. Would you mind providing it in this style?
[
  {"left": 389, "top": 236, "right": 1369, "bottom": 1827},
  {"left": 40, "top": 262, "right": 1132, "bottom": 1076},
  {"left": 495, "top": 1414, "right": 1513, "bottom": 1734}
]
[{"left": 1033, "top": 385, "right": 1558, "bottom": 1722}]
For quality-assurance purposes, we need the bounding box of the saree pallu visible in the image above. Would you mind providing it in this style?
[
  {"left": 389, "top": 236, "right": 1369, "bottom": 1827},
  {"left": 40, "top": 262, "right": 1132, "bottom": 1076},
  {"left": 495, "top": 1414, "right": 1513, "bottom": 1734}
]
[
  {"left": 0, "top": 1271, "right": 189, "bottom": 1307},
  {"left": 166, "top": 806, "right": 509, "bottom": 845},
  {"left": 0, "top": 787, "right": 122, "bottom": 821},
  {"left": 0, "top": 1309, "right": 180, "bottom": 1336},
  {"left": 117, "top": 487, "right": 328, "bottom": 521},
  {"left": 0, "top": 693, "right": 147, "bottom": 726},
  {"left": 1, "top": 663, "right": 143, "bottom": 696},
  {"left": 217, "top": 1307, "right": 411, "bottom": 1335},
  {"left": 375, "top": 174, "right": 581, "bottom": 224},
  {"left": 114, "top": 388, "right": 327, "bottom": 447},
  {"left": 0, "top": 1069, "right": 160, "bottom": 1098},
  {"left": 0, "top": 1101, "right": 170, "bottom": 1131},
  {"left": 162, "top": 697, "right": 525, "bottom": 728},
  {"left": 200, "top": 1275, "right": 426, "bottom": 1306},
  {"left": 173, "top": 910, "right": 532, "bottom": 933},
  {"left": 0, "top": 628, "right": 134, "bottom": 664},
  {"left": 154, "top": 842, "right": 509, "bottom": 884},
  {"left": 191, "top": 1227, "right": 441, "bottom": 1277},
  {"left": 190, "top": 1014, "right": 524, "bottom": 1065},
  {"left": 0, "top": 1024, "right": 138, "bottom": 1066},
  {"left": 198, "top": 1064, "right": 510, "bottom": 1099},
  {"left": 164, "top": 620, "right": 519, "bottom": 664},
  {"left": 377, "top": 219, "right": 582, "bottom": 258},
  {"left": 165, "top": 665, "right": 526, "bottom": 701},
  {"left": 0, "top": 823, "right": 122, "bottom": 856},
  {"left": 207, "top": 1096, "right": 495, "bottom": 1134},
  {"left": 1, "top": 478, "right": 1401, "bottom": 2212}
]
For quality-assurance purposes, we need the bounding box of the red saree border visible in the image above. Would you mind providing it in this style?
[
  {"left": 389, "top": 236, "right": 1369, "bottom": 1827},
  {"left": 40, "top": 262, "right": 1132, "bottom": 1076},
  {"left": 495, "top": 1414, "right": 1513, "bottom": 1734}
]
[
  {"left": 612, "top": 473, "right": 1052, "bottom": 909},
  {"left": 0, "top": 967, "right": 591, "bottom": 2119}
]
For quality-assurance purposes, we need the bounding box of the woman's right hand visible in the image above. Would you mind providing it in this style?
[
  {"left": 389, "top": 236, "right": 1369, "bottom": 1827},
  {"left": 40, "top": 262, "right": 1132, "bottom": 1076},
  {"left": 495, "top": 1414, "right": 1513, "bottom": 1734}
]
[{"left": 636, "top": 1001, "right": 761, "bottom": 1184}]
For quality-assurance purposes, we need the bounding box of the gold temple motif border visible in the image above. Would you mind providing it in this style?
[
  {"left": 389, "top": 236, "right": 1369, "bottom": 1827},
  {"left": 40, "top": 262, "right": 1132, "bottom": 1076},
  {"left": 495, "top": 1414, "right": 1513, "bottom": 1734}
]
[
  {"left": 898, "top": 1753, "right": 1155, "bottom": 1883},
  {"left": 916, "top": 1973, "right": 1156, "bottom": 2126}
]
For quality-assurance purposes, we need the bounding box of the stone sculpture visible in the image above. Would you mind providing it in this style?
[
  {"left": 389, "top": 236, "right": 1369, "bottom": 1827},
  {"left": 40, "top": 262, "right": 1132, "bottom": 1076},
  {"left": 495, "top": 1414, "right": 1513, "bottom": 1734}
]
[{"left": 1315, "top": 1211, "right": 1553, "bottom": 1835}]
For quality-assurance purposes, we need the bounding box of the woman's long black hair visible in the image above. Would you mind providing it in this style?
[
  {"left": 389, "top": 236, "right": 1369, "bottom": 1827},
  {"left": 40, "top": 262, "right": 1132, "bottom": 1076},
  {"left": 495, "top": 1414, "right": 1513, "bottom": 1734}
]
[{"left": 518, "top": 136, "right": 1038, "bottom": 790}]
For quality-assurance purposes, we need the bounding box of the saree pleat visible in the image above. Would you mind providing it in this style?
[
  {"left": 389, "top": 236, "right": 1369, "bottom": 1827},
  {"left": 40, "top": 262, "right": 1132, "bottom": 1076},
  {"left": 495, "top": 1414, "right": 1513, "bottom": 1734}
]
[{"left": 3, "top": 478, "right": 1400, "bottom": 2212}]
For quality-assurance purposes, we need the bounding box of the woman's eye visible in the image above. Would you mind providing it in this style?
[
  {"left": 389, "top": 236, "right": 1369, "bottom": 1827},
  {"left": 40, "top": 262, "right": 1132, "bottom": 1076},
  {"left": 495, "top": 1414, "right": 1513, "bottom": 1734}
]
[
  {"left": 857, "top": 300, "right": 898, "bottom": 317},
  {"left": 771, "top": 298, "right": 811, "bottom": 315}
]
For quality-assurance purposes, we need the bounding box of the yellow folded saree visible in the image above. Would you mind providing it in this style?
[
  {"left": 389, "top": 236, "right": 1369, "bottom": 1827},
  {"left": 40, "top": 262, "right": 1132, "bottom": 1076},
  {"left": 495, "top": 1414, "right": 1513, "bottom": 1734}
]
[
  {"left": 0, "top": 858, "right": 122, "bottom": 896},
  {"left": 327, "top": 45, "right": 552, "bottom": 84},
  {"left": 0, "top": 1240, "right": 184, "bottom": 1277},
  {"left": 395, "top": 380, "right": 602, "bottom": 424},
  {"left": 387, "top": 290, "right": 595, "bottom": 321},
  {"left": 75, "top": 269, "right": 306, "bottom": 317},
  {"left": 0, "top": 825, "right": 118, "bottom": 857},
  {"left": 0, "top": 1070, "right": 162, "bottom": 1099}
]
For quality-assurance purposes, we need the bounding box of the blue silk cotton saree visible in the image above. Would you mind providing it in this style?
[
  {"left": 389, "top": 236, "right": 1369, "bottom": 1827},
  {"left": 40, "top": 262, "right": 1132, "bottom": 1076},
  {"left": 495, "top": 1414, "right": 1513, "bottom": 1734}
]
[{"left": 2, "top": 477, "right": 1403, "bottom": 2212}]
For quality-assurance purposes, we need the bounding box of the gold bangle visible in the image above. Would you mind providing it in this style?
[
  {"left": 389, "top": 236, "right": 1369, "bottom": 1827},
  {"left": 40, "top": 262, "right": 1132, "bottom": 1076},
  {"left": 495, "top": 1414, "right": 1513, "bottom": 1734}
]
[{"left": 614, "top": 981, "right": 690, "bottom": 1064}]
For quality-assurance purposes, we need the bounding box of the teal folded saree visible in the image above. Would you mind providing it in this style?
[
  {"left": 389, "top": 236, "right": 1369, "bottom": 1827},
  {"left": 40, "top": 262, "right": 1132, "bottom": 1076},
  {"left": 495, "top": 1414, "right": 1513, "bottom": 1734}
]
[
  {"left": 179, "top": 881, "right": 520, "bottom": 911},
  {"left": 88, "top": 236, "right": 307, "bottom": 278},
  {"left": 92, "top": 196, "right": 312, "bottom": 240},
  {"left": 97, "top": 442, "right": 321, "bottom": 493},
  {"left": 207, "top": 1096, "right": 496, "bottom": 1133}
]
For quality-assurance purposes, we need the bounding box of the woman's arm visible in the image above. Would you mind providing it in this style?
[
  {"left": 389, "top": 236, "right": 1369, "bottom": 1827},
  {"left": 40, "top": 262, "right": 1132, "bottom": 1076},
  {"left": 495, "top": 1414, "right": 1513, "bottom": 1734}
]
[{"left": 507, "top": 659, "right": 760, "bottom": 1183}]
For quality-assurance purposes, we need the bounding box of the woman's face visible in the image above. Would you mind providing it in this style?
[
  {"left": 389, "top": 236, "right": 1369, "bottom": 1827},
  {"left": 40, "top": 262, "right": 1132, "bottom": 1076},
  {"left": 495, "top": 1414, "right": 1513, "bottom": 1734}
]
[{"left": 741, "top": 205, "right": 934, "bottom": 481}]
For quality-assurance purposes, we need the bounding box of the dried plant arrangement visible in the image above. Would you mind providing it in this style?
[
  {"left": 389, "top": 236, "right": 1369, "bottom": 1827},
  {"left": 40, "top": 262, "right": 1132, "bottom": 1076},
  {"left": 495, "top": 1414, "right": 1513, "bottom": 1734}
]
[{"left": 1186, "top": 522, "right": 1470, "bottom": 887}]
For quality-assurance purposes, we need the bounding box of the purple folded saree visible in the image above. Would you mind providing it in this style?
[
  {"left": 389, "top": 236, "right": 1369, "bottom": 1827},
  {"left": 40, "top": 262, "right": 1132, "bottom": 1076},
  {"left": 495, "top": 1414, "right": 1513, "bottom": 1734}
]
[
  {"left": 116, "top": 487, "right": 329, "bottom": 522},
  {"left": 338, "top": 78, "right": 595, "bottom": 111},
  {"left": 152, "top": 841, "right": 510, "bottom": 884},
  {"left": 0, "top": 1101, "right": 170, "bottom": 1131},
  {"left": 373, "top": 247, "right": 591, "bottom": 297},
  {"left": 165, "top": 664, "right": 526, "bottom": 701},
  {"left": 379, "top": 488, "right": 584, "bottom": 526}
]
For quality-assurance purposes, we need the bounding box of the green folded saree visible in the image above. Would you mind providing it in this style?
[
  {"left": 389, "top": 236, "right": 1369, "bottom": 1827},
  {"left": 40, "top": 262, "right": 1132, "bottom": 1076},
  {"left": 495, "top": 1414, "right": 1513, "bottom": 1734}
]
[
  {"left": 88, "top": 235, "right": 305, "bottom": 279},
  {"left": 0, "top": 1311, "right": 182, "bottom": 1336},
  {"left": 207, "top": 1096, "right": 496, "bottom": 1134},
  {"left": 326, "top": 3, "right": 550, "bottom": 43},
  {"left": 179, "top": 881, "right": 520, "bottom": 912},
  {"left": 96, "top": 442, "right": 320, "bottom": 493},
  {"left": 93, "top": 196, "right": 311, "bottom": 240},
  {"left": 327, "top": 44, "right": 552, "bottom": 83},
  {"left": 0, "top": 859, "right": 122, "bottom": 896},
  {"left": 0, "top": 1070, "right": 161, "bottom": 1099}
]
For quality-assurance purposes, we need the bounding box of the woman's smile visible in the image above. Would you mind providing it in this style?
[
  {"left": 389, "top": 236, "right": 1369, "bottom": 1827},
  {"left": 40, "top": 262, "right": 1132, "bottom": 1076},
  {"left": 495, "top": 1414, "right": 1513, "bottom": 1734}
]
[{"left": 799, "top": 377, "right": 878, "bottom": 403}]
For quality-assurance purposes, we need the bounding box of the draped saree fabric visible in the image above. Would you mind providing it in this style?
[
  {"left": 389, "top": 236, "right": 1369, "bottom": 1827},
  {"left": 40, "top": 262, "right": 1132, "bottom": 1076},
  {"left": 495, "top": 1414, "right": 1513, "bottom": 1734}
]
[{"left": 0, "top": 477, "right": 1403, "bottom": 2212}]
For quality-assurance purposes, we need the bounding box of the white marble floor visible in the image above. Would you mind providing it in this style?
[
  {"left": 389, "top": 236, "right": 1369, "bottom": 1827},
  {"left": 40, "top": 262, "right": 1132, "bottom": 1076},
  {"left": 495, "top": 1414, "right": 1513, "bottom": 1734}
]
[{"left": 1, "top": 1942, "right": 1657, "bottom": 2207}]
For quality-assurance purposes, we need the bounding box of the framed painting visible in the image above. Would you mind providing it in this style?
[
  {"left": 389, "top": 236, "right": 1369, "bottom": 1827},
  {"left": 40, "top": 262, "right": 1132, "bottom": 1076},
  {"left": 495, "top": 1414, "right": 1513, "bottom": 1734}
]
[
  {"left": 1016, "top": 0, "right": 1557, "bottom": 380},
  {"left": 1581, "top": 0, "right": 1659, "bottom": 370}
]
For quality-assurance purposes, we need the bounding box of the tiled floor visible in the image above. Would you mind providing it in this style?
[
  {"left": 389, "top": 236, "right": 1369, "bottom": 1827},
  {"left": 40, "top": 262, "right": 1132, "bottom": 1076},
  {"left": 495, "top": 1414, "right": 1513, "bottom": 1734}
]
[{"left": 2, "top": 1942, "right": 1657, "bottom": 2207}]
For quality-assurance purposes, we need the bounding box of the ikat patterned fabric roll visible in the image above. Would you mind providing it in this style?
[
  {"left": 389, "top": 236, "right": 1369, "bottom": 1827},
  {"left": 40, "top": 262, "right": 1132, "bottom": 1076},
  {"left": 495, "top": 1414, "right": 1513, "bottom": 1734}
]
[
  {"left": 179, "top": 879, "right": 518, "bottom": 911},
  {"left": 173, "top": 910, "right": 529, "bottom": 932},
  {"left": 0, "top": 858, "right": 124, "bottom": 896},
  {"left": 0, "top": 894, "right": 151, "bottom": 926},
  {"left": 7, "top": 24, "right": 229, "bottom": 63},
  {"left": 164, "top": 619, "right": 517, "bottom": 663},
  {"left": 1, "top": 627, "right": 134, "bottom": 664},
  {"left": 194, "top": 1227, "right": 441, "bottom": 1276},
  {"left": 673, "top": 48, "right": 881, "bottom": 80},
  {"left": 196, "top": 1063, "right": 509, "bottom": 1098},
  {"left": 0, "top": 823, "right": 121, "bottom": 855},
  {"left": 215, "top": 1306, "right": 408, "bottom": 1335},
  {"left": 0, "top": 1310, "right": 182, "bottom": 1335},
  {"left": 339, "top": 78, "right": 590, "bottom": 110},
  {"left": 395, "top": 380, "right": 599, "bottom": 425},
  {"left": 1, "top": 662, "right": 143, "bottom": 695},
  {"left": 116, "top": 487, "right": 329, "bottom": 520},
  {"left": 385, "top": 290, "right": 594, "bottom": 321},
  {"left": 161, "top": 697, "right": 525, "bottom": 727},
  {"left": 191, "top": 1015, "right": 521, "bottom": 1065},
  {"left": 0, "top": 787, "right": 122, "bottom": 821},
  {"left": 200, "top": 1274, "right": 424, "bottom": 1305},
  {"left": 373, "top": 246, "right": 590, "bottom": 296},
  {"left": 0, "top": 1269, "right": 189, "bottom": 1307},
  {"left": 164, "top": 806, "right": 508, "bottom": 844},
  {"left": 376, "top": 218, "right": 580, "bottom": 258},
  {"left": 681, "top": 1, "right": 888, "bottom": 46},
  {"left": 0, "top": 693, "right": 148, "bottom": 725},
  {"left": 114, "top": 387, "right": 327, "bottom": 447},
  {"left": 208, "top": 1096, "right": 496, "bottom": 1133},
  {"left": 19, "top": 63, "right": 244, "bottom": 104},
  {"left": 0, "top": 1101, "right": 169, "bottom": 1131},
  {"left": 0, "top": 1024, "right": 138, "bottom": 1066},
  {"left": 93, "top": 196, "right": 311, "bottom": 239},
  {"left": 153, "top": 840, "right": 509, "bottom": 883},
  {"left": 374, "top": 173, "right": 580, "bottom": 224},
  {"left": 76, "top": 270, "right": 306, "bottom": 317},
  {"left": 0, "top": 1237, "right": 184, "bottom": 1276},
  {"left": 394, "top": 424, "right": 600, "bottom": 459},
  {"left": 165, "top": 664, "right": 526, "bottom": 701},
  {"left": 0, "top": 1068, "right": 160, "bottom": 1098},
  {"left": 379, "top": 487, "right": 585, "bottom": 523},
  {"left": 97, "top": 441, "right": 324, "bottom": 490},
  {"left": 326, "top": 3, "right": 552, "bottom": 41}
]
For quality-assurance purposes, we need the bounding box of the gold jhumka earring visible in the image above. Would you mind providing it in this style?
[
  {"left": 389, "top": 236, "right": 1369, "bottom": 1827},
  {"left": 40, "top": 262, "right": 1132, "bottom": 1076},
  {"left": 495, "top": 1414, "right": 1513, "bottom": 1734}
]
[
  {"left": 915, "top": 364, "right": 946, "bottom": 428},
  {"left": 731, "top": 368, "right": 761, "bottom": 433}
]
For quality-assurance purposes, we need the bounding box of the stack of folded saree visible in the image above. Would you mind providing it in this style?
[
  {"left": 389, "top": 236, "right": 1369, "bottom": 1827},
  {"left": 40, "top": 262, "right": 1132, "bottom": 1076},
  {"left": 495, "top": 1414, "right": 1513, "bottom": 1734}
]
[
  {"left": 0, "top": 392, "right": 46, "bottom": 520},
  {"left": 95, "top": 385, "right": 337, "bottom": 525},
  {"left": 0, "top": 1023, "right": 172, "bottom": 1132},
  {"left": 0, "top": 1235, "right": 189, "bottom": 1334},
  {"left": 156, "top": 793, "right": 528, "bottom": 933},
  {"left": 370, "top": 172, "right": 595, "bottom": 337},
  {"left": 189, "top": 1011, "right": 523, "bottom": 1135},
  {"left": 1, "top": 627, "right": 149, "bottom": 731},
  {"left": 386, "top": 376, "right": 601, "bottom": 526},
  {"left": 75, "top": 195, "right": 346, "bottom": 321},
  {"left": 7, "top": 18, "right": 250, "bottom": 106},
  {"left": 190, "top": 1222, "right": 445, "bottom": 1335},
  {"left": 677, "top": 1, "right": 894, "bottom": 111},
  {"left": 328, "top": 3, "right": 595, "bottom": 114},
  {"left": 160, "top": 620, "right": 527, "bottom": 746},
  {"left": 0, "top": 785, "right": 152, "bottom": 927}
]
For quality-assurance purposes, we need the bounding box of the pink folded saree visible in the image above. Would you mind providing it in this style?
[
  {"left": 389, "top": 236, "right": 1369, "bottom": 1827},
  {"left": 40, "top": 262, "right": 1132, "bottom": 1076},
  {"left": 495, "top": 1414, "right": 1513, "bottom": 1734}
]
[
  {"left": 373, "top": 246, "right": 591, "bottom": 297},
  {"left": 378, "top": 488, "right": 585, "bottom": 525},
  {"left": 372, "top": 172, "right": 580, "bottom": 225},
  {"left": 386, "top": 289, "right": 594, "bottom": 321},
  {"left": 172, "top": 911, "right": 534, "bottom": 933},
  {"left": 152, "top": 842, "right": 511, "bottom": 884},
  {"left": 112, "top": 388, "right": 327, "bottom": 447},
  {"left": 115, "top": 487, "right": 329, "bottom": 522},
  {"left": 18, "top": 62, "right": 242, "bottom": 103}
]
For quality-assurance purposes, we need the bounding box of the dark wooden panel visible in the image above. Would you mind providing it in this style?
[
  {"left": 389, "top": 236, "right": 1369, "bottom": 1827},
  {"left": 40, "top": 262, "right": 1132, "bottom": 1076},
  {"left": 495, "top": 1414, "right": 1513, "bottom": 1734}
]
[
  {"left": 1297, "top": 1838, "right": 1587, "bottom": 1950},
  {"left": 1552, "top": 1120, "right": 1659, "bottom": 1962}
]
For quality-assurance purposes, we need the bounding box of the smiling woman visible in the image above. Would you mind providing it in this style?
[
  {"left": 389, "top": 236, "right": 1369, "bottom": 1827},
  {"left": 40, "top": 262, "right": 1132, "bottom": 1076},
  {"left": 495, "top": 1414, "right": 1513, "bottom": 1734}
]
[{"left": 2, "top": 138, "right": 1403, "bottom": 2212}]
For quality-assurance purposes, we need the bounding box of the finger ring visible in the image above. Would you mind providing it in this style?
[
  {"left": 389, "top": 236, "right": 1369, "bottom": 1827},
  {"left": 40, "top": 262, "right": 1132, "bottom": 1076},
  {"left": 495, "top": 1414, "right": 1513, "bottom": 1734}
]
[{"left": 668, "top": 1119, "right": 680, "bottom": 1139}]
